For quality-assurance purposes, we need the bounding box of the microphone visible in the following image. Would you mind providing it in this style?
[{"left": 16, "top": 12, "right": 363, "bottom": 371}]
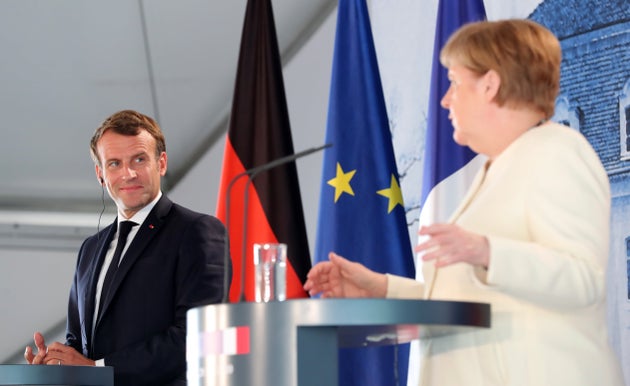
[{"left": 222, "top": 143, "right": 332, "bottom": 303}]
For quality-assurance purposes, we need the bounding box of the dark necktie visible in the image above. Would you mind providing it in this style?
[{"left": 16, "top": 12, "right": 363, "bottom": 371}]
[{"left": 99, "top": 220, "right": 136, "bottom": 317}]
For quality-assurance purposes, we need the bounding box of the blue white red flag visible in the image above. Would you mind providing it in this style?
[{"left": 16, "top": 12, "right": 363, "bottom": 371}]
[{"left": 408, "top": 1, "right": 487, "bottom": 384}]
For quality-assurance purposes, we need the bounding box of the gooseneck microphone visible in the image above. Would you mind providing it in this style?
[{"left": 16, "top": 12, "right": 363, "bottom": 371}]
[{"left": 222, "top": 143, "right": 332, "bottom": 303}]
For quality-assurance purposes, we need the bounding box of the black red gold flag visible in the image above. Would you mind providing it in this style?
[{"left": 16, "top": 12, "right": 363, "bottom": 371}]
[{"left": 216, "top": 0, "right": 311, "bottom": 302}]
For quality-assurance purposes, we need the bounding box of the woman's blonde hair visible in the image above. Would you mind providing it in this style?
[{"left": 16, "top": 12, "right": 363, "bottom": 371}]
[{"left": 440, "top": 19, "right": 561, "bottom": 118}]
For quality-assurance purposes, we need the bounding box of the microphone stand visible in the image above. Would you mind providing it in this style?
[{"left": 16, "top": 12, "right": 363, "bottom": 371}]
[{"left": 222, "top": 143, "right": 332, "bottom": 303}]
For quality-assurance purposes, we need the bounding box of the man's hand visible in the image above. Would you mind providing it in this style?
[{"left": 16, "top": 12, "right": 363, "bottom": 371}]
[
  {"left": 44, "top": 342, "right": 95, "bottom": 366},
  {"left": 24, "top": 332, "right": 47, "bottom": 364}
]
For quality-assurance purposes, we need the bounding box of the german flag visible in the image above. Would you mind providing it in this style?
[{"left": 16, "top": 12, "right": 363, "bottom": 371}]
[{"left": 216, "top": 0, "right": 311, "bottom": 302}]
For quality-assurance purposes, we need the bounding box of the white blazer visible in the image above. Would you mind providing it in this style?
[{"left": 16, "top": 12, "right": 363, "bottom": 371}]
[{"left": 388, "top": 122, "right": 625, "bottom": 386}]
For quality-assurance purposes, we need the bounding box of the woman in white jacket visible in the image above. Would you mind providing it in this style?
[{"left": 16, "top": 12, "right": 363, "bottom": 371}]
[{"left": 304, "top": 19, "right": 625, "bottom": 386}]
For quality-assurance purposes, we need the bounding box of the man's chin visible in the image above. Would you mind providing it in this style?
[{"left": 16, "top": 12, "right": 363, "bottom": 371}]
[{"left": 116, "top": 199, "right": 149, "bottom": 216}]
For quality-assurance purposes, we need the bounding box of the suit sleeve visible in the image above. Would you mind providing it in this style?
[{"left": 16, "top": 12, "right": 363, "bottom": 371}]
[
  {"left": 65, "top": 239, "right": 88, "bottom": 353},
  {"left": 102, "top": 215, "right": 228, "bottom": 384},
  {"left": 386, "top": 274, "right": 424, "bottom": 299}
]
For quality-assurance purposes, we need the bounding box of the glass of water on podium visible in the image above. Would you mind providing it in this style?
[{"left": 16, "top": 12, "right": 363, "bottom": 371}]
[{"left": 253, "top": 243, "right": 287, "bottom": 302}]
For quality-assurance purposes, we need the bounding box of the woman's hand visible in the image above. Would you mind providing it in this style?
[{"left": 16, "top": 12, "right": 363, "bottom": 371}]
[
  {"left": 304, "top": 252, "right": 387, "bottom": 298},
  {"left": 416, "top": 224, "right": 490, "bottom": 269}
]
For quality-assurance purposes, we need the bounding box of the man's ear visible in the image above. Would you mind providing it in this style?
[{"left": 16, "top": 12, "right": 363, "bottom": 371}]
[
  {"left": 158, "top": 152, "right": 168, "bottom": 177},
  {"left": 95, "top": 165, "right": 104, "bottom": 185}
]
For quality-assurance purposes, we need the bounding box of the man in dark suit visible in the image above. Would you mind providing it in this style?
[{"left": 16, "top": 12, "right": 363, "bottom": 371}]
[{"left": 25, "top": 110, "right": 229, "bottom": 385}]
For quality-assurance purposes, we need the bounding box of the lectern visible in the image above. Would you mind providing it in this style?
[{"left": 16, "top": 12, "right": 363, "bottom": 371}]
[
  {"left": 0, "top": 365, "right": 113, "bottom": 386},
  {"left": 187, "top": 298, "right": 490, "bottom": 386}
]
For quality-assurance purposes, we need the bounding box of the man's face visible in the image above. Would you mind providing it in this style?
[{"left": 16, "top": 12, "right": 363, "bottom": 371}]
[{"left": 95, "top": 129, "right": 167, "bottom": 218}]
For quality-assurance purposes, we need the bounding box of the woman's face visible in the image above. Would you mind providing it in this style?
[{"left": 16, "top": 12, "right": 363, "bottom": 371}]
[{"left": 440, "top": 64, "right": 489, "bottom": 152}]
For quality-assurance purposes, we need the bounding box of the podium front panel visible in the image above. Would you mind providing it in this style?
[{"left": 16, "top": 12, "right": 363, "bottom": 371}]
[
  {"left": 0, "top": 365, "right": 113, "bottom": 386},
  {"left": 187, "top": 298, "right": 490, "bottom": 386}
]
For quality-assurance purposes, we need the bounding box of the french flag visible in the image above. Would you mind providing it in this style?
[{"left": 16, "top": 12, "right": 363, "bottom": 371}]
[
  {"left": 408, "top": 0, "right": 487, "bottom": 384},
  {"left": 418, "top": 0, "right": 487, "bottom": 235},
  {"left": 200, "top": 326, "right": 250, "bottom": 356}
]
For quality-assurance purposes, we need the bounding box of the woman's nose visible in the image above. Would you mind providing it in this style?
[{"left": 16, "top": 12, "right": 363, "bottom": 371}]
[{"left": 441, "top": 86, "right": 452, "bottom": 109}]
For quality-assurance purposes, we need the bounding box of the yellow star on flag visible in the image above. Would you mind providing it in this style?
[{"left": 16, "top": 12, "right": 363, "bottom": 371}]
[
  {"left": 377, "top": 174, "right": 404, "bottom": 213},
  {"left": 327, "top": 162, "right": 356, "bottom": 203}
]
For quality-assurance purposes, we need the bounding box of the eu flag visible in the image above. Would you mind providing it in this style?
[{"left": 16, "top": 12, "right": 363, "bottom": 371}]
[{"left": 314, "top": 0, "right": 415, "bottom": 384}]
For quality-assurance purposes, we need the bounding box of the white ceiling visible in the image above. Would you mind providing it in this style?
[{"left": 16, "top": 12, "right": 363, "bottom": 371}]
[
  {"left": 0, "top": 0, "right": 335, "bottom": 363},
  {"left": 0, "top": 0, "right": 334, "bottom": 213}
]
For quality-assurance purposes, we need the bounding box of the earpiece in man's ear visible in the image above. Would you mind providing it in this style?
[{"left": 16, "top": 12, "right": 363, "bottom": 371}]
[{"left": 99, "top": 176, "right": 104, "bottom": 184}]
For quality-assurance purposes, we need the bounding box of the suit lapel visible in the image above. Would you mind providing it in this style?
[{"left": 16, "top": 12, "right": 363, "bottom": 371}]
[
  {"left": 86, "top": 222, "right": 116, "bottom": 351},
  {"left": 448, "top": 161, "right": 490, "bottom": 223},
  {"left": 96, "top": 196, "right": 173, "bottom": 324}
]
